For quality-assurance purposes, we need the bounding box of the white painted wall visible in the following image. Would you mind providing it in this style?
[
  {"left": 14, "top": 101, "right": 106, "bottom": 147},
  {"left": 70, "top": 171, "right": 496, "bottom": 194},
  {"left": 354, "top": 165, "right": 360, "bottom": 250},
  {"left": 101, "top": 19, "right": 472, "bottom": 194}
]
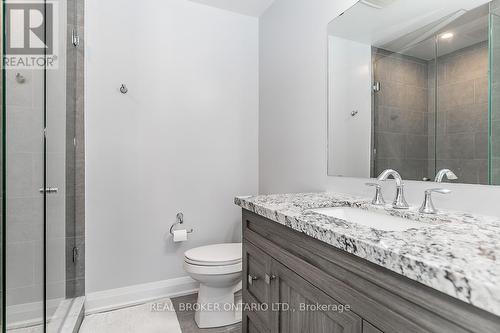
[
  {"left": 328, "top": 36, "right": 372, "bottom": 178},
  {"left": 259, "top": 0, "right": 500, "bottom": 217},
  {"left": 85, "top": 0, "right": 258, "bottom": 293}
]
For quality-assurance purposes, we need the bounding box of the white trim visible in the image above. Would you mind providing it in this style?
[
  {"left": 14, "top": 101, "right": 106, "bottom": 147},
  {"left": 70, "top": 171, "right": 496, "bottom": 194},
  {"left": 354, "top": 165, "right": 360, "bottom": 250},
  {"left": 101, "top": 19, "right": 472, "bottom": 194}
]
[
  {"left": 59, "top": 296, "right": 86, "bottom": 333},
  {"left": 85, "top": 277, "right": 199, "bottom": 315}
]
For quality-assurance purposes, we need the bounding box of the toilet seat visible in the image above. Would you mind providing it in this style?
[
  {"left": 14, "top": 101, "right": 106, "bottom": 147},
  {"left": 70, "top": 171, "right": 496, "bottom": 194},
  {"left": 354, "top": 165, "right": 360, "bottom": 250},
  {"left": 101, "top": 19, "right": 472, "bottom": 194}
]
[
  {"left": 184, "top": 243, "right": 242, "bottom": 267},
  {"left": 184, "top": 261, "right": 242, "bottom": 275},
  {"left": 185, "top": 257, "right": 242, "bottom": 266}
]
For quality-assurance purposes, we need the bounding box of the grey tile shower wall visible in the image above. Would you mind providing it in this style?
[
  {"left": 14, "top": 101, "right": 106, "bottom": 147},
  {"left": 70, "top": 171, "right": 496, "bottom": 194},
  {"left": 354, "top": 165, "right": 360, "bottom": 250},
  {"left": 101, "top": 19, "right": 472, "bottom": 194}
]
[
  {"left": 75, "top": 0, "right": 85, "bottom": 297},
  {"left": 427, "top": 60, "right": 437, "bottom": 178},
  {"left": 66, "top": 0, "right": 85, "bottom": 298},
  {"left": 66, "top": 2, "right": 77, "bottom": 297},
  {"left": 375, "top": 41, "right": 489, "bottom": 184},
  {"left": 491, "top": 3, "right": 500, "bottom": 184},
  {"left": 435, "top": 41, "right": 489, "bottom": 184},
  {"left": 73, "top": 0, "right": 85, "bottom": 298},
  {"left": 373, "top": 48, "right": 430, "bottom": 180}
]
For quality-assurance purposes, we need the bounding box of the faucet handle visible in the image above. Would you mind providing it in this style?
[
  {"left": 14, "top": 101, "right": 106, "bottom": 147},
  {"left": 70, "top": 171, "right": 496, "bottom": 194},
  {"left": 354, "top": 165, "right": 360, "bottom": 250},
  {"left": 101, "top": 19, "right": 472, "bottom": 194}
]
[
  {"left": 426, "top": 188, "right": 452, "bottom": 195},
  {"left": 419, "top": 188, "right": 451, "bottom": 214},
  {"left": 365, "top": 183, "right": 386, "bottom": 206}
]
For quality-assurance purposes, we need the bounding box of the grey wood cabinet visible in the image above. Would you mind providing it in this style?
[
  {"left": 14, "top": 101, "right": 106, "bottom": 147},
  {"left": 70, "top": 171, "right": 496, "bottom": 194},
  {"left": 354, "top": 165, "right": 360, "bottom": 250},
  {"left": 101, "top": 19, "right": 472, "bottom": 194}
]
[
  {"left": 363, "top": 321, "right": 383, "bottom": 333},
  {"left": 270, "top": 259, "right": 363, "bottom": 333},
  {"left": 241, "top": 209, "right": 500, "bottom": 333},
  {"left": 243, "top": 241, "right": 362, "bottom": 333},
  {"left": 243, "top": 241, "right": 273, "bottom": 328}
]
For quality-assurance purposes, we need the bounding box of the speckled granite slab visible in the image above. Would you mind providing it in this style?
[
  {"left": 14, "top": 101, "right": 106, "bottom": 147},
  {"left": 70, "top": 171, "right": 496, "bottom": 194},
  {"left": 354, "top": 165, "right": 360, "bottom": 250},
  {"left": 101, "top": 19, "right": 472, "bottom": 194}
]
[{"left": 235, "top": 192, "right": 500, "bottom": 317}]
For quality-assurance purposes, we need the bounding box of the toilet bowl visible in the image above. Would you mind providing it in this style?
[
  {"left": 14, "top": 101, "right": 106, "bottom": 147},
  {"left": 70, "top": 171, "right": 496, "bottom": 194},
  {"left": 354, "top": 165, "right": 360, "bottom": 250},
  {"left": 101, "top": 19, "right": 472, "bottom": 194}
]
[{"left": 183, "top": 243, "right": 242, "bottom": 328}]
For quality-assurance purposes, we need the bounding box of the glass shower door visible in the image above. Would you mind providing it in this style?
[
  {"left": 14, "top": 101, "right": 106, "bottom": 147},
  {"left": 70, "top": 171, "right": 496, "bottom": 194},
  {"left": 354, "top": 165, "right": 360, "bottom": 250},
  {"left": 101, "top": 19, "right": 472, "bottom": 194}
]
[
  {"left": 45, "top": 0, "right": 67, "bottom": 329},
  {"left": 2, "top": 0, "right": 79, "bottom": 331},
  {"left": 4, "top": 29, "right": 46, "bottom": 333}
]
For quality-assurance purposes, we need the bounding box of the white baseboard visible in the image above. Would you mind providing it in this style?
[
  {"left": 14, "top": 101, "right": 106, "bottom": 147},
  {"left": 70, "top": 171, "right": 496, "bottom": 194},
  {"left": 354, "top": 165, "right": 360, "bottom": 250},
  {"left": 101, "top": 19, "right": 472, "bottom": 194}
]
[{"left": 85, "top": 277, "right": 199, "bottom": 315}]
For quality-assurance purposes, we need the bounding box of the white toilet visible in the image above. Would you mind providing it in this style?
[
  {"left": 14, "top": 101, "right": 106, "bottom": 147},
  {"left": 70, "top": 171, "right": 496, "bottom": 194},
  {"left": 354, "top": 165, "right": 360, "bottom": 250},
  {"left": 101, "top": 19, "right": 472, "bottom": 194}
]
[{"left": 183, "top": 243, "right": 242, "bottom": 328}]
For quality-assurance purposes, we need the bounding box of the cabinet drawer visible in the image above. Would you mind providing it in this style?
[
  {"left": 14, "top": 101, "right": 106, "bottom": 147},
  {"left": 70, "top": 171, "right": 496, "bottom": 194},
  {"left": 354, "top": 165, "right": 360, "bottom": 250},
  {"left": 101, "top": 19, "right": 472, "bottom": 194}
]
[{"left": 243, "top": 241, "right": 272, "bottom": 326}]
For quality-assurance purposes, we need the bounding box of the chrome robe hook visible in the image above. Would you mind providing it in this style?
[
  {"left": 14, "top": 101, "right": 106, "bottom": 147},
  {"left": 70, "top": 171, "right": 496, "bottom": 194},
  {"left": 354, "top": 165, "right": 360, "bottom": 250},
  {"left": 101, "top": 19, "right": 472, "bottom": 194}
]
[{"left": 120, "top": 84, "right": 128, "bottom": 94}]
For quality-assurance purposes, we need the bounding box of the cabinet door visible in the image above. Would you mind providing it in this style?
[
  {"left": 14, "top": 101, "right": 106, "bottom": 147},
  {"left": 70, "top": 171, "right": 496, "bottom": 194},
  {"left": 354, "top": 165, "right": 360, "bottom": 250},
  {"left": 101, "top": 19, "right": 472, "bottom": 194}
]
[
  {"left": 271, "top": 260, "right": 362, "bottom": 333},
  {"left": 243, "top": 241, "right": 273, "bottom": 330},
  {"left": 363, "top": 321, "right": 384, "bottom": 333},
  {"left": 363, "top": 320, "right": 383, "bottom": 333},
  {"left": 245, "top": 310, "right": 269, "bottom": 333}
]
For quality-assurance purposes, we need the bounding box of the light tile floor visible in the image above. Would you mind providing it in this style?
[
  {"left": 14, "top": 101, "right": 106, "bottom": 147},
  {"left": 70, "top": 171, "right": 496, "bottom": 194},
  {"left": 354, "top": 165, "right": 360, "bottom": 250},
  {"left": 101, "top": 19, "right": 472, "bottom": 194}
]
[
  {"left": 78, "top": 294, "right": 242, "bottom": 333},
  {"left": 79, "top": 299, "right": 182, "bottom": 333},
  {"left": 171, "top": 294, "right": 241, "bottom": 333}
]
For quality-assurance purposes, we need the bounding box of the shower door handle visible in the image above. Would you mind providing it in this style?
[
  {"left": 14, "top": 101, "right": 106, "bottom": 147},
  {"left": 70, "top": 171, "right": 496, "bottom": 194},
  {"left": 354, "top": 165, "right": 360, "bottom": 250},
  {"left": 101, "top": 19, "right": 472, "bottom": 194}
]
[{"left": 39, "top": 187, "right": 59, "bottom": 194}]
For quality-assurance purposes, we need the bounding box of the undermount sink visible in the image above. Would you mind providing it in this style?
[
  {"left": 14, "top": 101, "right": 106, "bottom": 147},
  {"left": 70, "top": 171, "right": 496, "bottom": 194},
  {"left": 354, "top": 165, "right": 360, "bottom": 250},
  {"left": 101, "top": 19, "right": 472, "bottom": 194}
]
[{"left": 311, "top": 207, "right": 426, "bottom": 231}]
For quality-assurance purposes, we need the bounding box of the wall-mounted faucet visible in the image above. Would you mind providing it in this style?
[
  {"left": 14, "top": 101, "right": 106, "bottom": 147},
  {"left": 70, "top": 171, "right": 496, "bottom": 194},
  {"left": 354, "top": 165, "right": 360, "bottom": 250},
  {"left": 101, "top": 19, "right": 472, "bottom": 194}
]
[
  {"left": 377, "top": 169, "right": 409, "bottom": 209},
  {"left": 435, "top": 169, "right": 458, "bottom": 183}
]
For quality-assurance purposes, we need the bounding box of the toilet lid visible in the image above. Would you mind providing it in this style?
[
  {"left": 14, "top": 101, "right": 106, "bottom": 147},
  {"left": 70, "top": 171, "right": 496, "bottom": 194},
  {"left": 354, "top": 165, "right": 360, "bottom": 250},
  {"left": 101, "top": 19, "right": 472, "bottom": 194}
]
[{"left": 184, "top": 243, "right": 242, "bottom": 266}]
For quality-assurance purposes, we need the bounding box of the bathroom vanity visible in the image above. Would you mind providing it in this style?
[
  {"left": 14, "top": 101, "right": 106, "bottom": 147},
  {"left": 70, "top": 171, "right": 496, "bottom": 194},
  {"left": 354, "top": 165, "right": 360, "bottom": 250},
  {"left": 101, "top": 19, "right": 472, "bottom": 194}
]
[
  {"left": 236, "top": 2, "right": 500, "bottom": 331},
  {"left": 236, "top": 193, "right": 500, "bottom": 333}
]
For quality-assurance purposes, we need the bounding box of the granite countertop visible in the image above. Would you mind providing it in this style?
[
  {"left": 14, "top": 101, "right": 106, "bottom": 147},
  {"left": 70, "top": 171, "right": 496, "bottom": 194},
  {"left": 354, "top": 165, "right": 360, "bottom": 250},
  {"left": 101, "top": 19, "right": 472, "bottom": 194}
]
[{"left": 234, "top": 192, "right": 500, "bottom": 317}]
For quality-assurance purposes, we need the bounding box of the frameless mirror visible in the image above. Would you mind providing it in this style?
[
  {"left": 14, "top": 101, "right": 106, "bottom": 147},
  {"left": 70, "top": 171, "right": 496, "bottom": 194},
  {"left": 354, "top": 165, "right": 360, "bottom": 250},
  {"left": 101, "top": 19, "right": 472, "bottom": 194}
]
[{"left": 327, "top": 0, "right": 500, "bottom": 185}]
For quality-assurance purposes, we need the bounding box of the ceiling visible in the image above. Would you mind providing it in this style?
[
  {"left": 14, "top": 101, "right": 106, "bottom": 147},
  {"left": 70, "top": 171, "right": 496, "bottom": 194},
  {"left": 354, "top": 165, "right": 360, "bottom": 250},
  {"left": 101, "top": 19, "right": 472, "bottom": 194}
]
[
  {"left": 388, "top": 4, "right": 489, "bottom": 60},
  {"left": 328, "top": 0, "right": 491, "bottom": 59},
  {"left": 188, "top": 0, "right": 275, "bottom": 17}
]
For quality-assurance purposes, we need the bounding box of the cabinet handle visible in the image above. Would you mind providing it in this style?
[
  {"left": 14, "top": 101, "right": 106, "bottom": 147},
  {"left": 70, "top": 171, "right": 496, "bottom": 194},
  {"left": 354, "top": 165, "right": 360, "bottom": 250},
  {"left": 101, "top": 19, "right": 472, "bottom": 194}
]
[
  {"left": 265, "top": 274, "right": 276, "bottom": 285},
  {"left": 248, "top": 275, "right": 259, "bottom": 286}
]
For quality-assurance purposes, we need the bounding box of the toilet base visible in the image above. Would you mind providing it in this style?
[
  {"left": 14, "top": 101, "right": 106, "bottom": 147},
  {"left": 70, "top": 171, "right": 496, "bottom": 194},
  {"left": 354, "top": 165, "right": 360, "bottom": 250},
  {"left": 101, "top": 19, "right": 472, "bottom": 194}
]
[{"left": 194, "top": 283, "right": 242, "bottom": 328}]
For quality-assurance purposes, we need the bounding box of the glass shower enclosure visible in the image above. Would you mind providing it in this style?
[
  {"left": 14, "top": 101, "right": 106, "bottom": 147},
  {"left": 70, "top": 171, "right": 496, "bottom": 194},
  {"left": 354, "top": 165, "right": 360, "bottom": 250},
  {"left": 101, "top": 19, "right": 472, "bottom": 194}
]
[
  {"left": 371, "top": 1, "right": 500, "bottom": 184},
  {"left": 1, "top": 0, "right": 84, "bottom": 332}
]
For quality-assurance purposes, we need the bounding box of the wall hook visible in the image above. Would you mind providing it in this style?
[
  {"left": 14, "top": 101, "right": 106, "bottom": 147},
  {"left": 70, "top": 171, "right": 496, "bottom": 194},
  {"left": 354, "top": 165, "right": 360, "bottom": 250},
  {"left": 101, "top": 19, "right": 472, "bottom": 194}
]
[
  {"left": 120, "top": 84, "right": 128, "bottom": 94},
  {"left": 16, "top": 73, "right": 26, "bottom": 84}
]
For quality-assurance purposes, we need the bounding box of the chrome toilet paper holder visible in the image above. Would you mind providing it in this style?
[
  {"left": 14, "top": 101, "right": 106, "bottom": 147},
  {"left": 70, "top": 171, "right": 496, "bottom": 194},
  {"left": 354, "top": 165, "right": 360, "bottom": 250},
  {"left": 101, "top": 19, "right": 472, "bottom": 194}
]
[{"left": 169, "top": 212, "right": 194, "bottom": 236}]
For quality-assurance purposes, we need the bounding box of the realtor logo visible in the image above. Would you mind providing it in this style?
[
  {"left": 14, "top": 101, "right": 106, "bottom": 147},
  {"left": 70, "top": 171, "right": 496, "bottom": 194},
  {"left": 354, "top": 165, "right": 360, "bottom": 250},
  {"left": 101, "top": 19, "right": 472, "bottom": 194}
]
[{"left": 4, "top": 1, "right": 59, "bottom": 69}]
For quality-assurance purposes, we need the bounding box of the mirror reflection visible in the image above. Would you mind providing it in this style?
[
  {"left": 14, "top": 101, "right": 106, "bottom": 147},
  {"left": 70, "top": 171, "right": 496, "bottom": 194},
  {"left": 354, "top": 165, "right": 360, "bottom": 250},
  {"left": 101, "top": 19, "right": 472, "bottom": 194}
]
[{"left": 328, "top": 0, "right": 500, "bottom": 185}]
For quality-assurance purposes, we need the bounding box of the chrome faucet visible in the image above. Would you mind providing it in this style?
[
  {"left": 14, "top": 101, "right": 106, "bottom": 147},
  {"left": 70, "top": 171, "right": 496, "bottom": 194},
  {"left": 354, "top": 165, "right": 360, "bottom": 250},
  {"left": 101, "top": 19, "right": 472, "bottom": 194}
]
[
  {"left": 365, "top": 183, "right": 386, "bottom": 206},
  {"left": 419, "top": 188, "right": 451, "bottom": 214},
  {"left": 377, "top": 169, "right": 409, "bottom": 209},
  {"left": 435, "top": 169, "right": 458, "bottom": 183}
]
